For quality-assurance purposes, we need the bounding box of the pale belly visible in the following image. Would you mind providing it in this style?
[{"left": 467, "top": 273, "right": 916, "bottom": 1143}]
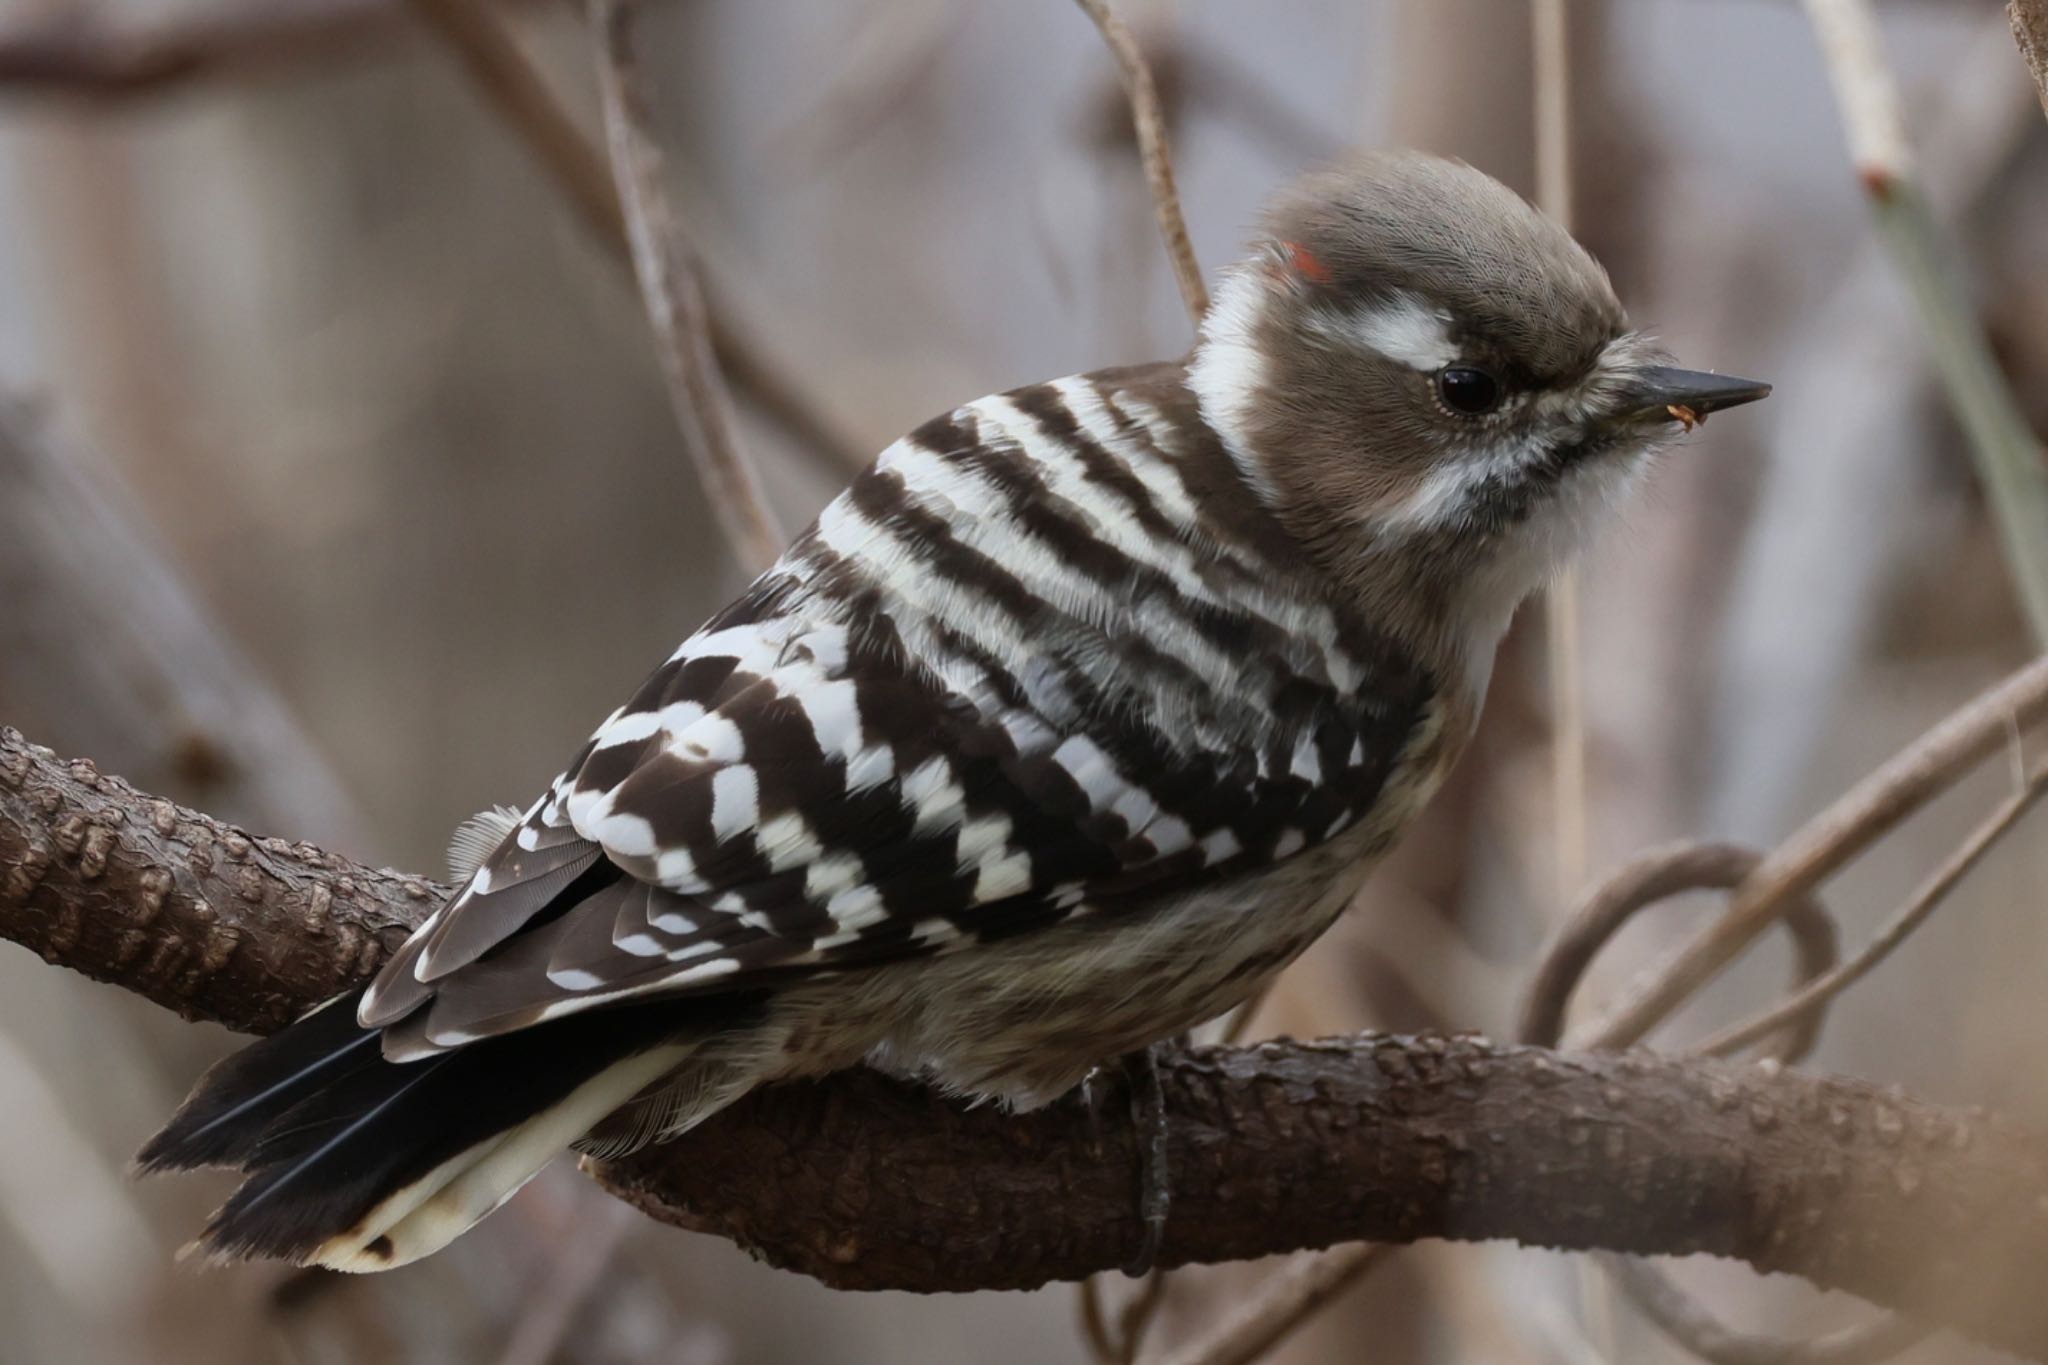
[
  {"left": 760, "top": 817, "right": 1388, "bottom": 1109},
  {"left": 760, "top": 695, "right": 1469, "bottom": 1109}
]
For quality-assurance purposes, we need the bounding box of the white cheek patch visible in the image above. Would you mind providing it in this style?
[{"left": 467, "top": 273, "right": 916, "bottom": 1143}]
[
  {"left": 1341, "top": 292, "right": 1459, "bottom": 372},
  {"left": 1377, "top": 457, "right": 1496, "bottom": 534}
]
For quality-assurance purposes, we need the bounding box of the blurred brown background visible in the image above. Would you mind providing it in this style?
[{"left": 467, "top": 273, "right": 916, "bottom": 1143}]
[{"left": 0, "top": 0, "right": 2044, "bottom": 1361}]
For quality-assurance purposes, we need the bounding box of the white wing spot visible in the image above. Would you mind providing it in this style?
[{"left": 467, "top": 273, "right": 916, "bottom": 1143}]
[
  {"left": 973, "top": 849, "right": 1033, "bottom": 902},
  {"left": 1200, "top": 828, "right": 1242, "bottom": 865},
  {"left": 795, "top": 677, "right": 864, "bottom": 760},
  {"left": 708, "top": 765, "right": 760, "bottom": 842},
  {"left": 1052, "top": 734, "right": 1123, "bottom": 811},
  {"left": 757, "top": 812, "right": 824, "bottom": 871},
  {"left": 845, "top": 742, "right": 895, "bottom": 790}
]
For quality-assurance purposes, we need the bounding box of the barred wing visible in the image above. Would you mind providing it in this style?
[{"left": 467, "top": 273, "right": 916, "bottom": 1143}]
[{"left": 359, "top": 376, "right": 1432, "bottom": 1055}]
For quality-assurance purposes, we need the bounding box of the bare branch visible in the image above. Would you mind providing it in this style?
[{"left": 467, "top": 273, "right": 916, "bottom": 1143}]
[
  {"left": 4, "top": 725, "right": 2048, "bottom": 1354},
  {"left": 1583, "top": 652, "right": 2048, "bottom": 1050},
  {"left": 586, "top": 0, "right": 783, "bottom": 571},
  {"left": 2015, "top": 0, "right": 2048, "bottom": 115},
  {"left": 1697, "top": 760, "right": 2048, "bottom": 1058},
  {"left": 1072, "top": 0, "right": 1208, "bottom": 326}
]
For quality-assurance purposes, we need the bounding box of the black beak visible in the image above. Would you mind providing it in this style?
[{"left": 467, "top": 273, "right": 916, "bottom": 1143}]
[{"left": 1628, "top": 366, "right": 1772, "bottom": 424}]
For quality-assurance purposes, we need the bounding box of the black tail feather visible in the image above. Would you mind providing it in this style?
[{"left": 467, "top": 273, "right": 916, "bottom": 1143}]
[
  {"left": 139, "top": 986, "right": 771, "bottom": 1266},
  {"left": 136, "top": 992, "right": 381, "bottom": 1174}
]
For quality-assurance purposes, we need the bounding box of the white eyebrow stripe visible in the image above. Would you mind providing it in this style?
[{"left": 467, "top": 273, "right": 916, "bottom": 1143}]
[{"left": 1347, "top": 295, "right": 1459, "bottom": 371}]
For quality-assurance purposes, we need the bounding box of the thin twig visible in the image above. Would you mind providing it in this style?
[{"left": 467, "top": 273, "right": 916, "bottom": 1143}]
[
  {"left": 2015, "top": 0, "right": 2048, "bottom": 115},
  {"left": 1696, "top": 759, "right": 2048, "bottom": 1058},
  {"left": 1073, "top": 0, "right": 1208, "bottom": 326},
  {"left": 1602, "top": 1256, "right": 1933, "bottom": 1365},
  {"left": 401, "top": 0, "right": 869, "bottom": 476},
  {"left": 587, "top": 0, "right": 783, "bottom": 572},
  {"left": 1156, "top": 1247, "right": 1386, "bottom": 1365},
  {"left": 408, "top": 0, "right": 624, "bottom": 242},
  {"left": 1583, "top": 652, "right": 2048, "bottom": 1050},
  {"left": 1532, "top": 15, "right": 1605, "bottom": 1352},
  {"left": 1804, "top": 0, "right": 2048, "bottom": 646}
]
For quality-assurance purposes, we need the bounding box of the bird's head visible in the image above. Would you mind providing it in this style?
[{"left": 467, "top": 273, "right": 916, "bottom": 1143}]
[{"left": 1188, "top": 150, "right": 1767, "bottom": 676}]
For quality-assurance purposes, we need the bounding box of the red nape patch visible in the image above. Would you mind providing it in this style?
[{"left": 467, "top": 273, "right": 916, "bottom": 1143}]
[{"left": 1278, "top": 240, "right": 1332, "bottom": 284}]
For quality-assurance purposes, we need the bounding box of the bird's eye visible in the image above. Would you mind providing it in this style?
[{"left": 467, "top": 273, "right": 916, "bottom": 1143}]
[{"left": 1435, "top": 366, "right": 1502, "bottom": 416}]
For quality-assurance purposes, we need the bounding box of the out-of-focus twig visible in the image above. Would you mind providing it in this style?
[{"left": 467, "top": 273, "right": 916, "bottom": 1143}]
[
  {"left": 2009, "top": 0, "right": 2048, "bottom": 116},
  {"left": 407, "top": 0, "right": 624, "bottom": 242},
  {"left": 1522, "top": 842, "right": 1841, "bottom": 1067},
  {"left": 1586, "top": 651, "right": 2048, "bottom": 1050},
  {"left": 0, "top": 0, "right": 519, "bottom": 103},
  {"left": 1531, "top": 17, "right": 1602, "bottom": 1351},
  {"left": 1521, "top": 844, "right": 1929, "bottom": 1364},
  {"left": 1156, "top": 1247, "right": 1386, "bottom": 1365},
  {"left": 1602, "top": 1256, "right": 1934, "bottom": 1365},
  {"left": 1073, "top": 0, "right": 1208, "bottom": 326},
  {"left": 1804, "top": 0, "right": 2048, "bottom": 646},
  {"left": 1696, "top": 758, "right": 2048, "bottom": 1058},
  {"left": 400, "top": 0, "right": 868, "bottom": 478},
  {"left": 1704, "top": 9, "right": 2038, "bottom": 845},
  {"left": 1532, "top": 0, "right": 1589, "bottom": 913},
  {"left": 1077, "top": 1270, "right": 1166, "bottom": 1365},
  {"left": 587, "top": 0, "right": 783, "bottom": 571},
  {"left": 0, "top": 395, "right": 372, "bottom": 853}
]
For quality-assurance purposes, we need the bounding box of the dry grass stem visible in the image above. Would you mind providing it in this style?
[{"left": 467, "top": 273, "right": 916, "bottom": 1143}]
[
  {"left": 1803, "top": 0, "right": 1912, "bottom": 181},
  {"left": 588, "top": 0, "right": 783, "bottom": 571},
  {"left": 1803, "top": 0, "right": 2048, "bottom": 644},
  {"left": 1073, "top": 0, "right": 1209, "bottom": 326}
]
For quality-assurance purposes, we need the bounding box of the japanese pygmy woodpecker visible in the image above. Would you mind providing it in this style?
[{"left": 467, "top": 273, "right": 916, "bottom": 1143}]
[{"left": 140, "top": 150, "right": 1769, "bottom": 1271}]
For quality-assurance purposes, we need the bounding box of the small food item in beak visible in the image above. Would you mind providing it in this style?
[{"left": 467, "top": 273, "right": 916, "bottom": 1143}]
[{"left": 1667, "top": 404, "right": 1700, "bottom": 431}]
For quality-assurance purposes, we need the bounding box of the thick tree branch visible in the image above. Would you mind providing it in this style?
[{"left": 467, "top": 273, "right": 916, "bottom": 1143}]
[{"left": 5, "top": 725, "right": 2048, "bottom": 1357}]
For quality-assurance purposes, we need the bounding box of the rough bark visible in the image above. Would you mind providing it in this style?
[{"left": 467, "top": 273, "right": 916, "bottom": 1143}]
[
  {"left": 2014, "top": 0, "right": 2048, "bottom": 115},
  {"left": 5, "top": 725, "right": 2048, "bottom": 1357}
]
